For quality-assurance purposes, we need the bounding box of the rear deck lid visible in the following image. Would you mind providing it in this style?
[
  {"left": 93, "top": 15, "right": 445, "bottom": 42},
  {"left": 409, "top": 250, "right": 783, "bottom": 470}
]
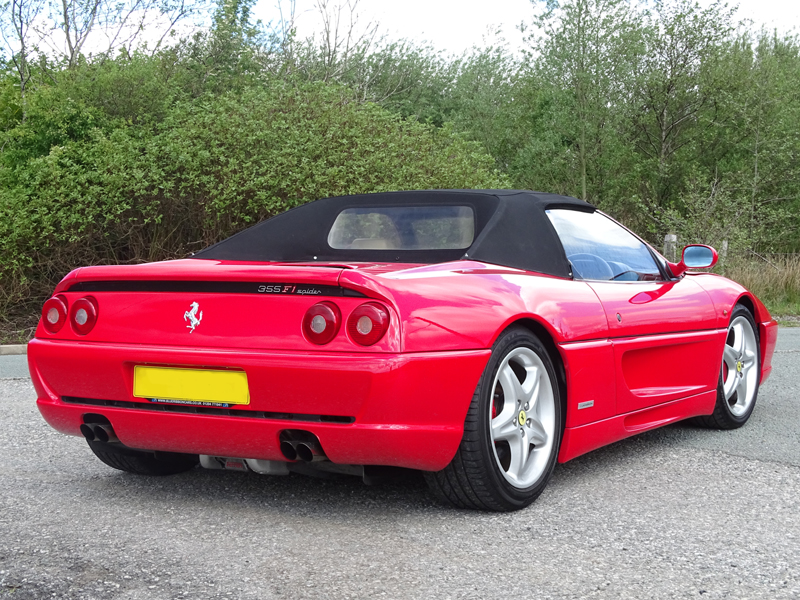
[{"left": 44, "top": 260, "right": 400, "bottom": 352}]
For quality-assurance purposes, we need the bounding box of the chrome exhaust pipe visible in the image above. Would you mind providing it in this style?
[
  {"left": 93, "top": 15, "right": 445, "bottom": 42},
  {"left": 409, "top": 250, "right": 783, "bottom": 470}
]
[
  {"left": 278, "top": 430, "right": 327, "bottom": 463},
  {"left": 92, "top": 424, "right": 118, "bottom": 443},
  {"left": 80, "top": 423, "right": 119, "bottom": 443},
  {"left": 79, "top": 424, "right": 95, "bottom": 441},
  {"left": 295, "top": 441, "right": 327, "bottom": 463},
  {"left": 280, "top": 441, "right": 298, "bottom": 461}
]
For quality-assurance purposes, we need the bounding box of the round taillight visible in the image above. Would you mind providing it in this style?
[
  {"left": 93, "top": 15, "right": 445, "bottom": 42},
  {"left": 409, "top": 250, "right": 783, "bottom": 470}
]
[
  {"left": 302, "top": 301, "right": 341, "bottom": 345},
  {"left": 347, "top": 303, "right": 389, "bottom": 346},
  {"left": 70, "top": 296, "right": 99, "bottom": 335},
  {"left": 41, "top": 295, "right": 68, "bottom": 334}
]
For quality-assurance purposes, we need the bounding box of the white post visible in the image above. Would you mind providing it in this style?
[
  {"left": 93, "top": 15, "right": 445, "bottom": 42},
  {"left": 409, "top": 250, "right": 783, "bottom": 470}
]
[{"left": 663, "top": 233, "right": 678, "bottom": 262}]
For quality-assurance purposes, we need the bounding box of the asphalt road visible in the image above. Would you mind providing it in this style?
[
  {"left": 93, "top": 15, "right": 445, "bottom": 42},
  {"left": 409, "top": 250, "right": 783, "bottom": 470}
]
[
  {"left": 0, "top": 354, "right": 28, "bottom": 379},
  {"left": 0, "top": 330, "right": 798, "bottom": 599}
]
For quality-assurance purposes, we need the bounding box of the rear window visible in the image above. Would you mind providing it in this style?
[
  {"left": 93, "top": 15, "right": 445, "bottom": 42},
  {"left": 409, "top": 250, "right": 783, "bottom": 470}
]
[{"left": 327, "top": 206, "right": 475, "bottom": 250}]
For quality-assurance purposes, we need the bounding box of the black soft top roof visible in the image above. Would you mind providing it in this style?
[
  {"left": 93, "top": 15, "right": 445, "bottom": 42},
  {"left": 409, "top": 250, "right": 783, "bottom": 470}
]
[{"left": 194, "top": 190, "right": 594, "bottom": 277}]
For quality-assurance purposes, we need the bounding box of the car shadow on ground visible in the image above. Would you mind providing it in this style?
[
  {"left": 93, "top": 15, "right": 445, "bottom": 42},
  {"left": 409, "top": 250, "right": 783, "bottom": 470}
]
[
  {"left": 76, "top": 420, "right": 713, "bottom": 517},
  {"left": 84, "top": 454, "right": 439, "bottom": 515}
]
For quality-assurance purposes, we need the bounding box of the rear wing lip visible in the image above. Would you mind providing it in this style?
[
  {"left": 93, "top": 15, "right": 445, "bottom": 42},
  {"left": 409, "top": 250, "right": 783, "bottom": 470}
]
[{"left": 52, "top": 260, "right": 349, "bottom": 294}]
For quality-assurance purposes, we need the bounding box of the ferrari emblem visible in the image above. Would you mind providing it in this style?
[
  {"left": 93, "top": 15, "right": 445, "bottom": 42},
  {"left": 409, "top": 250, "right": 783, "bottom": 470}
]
[
  {"left": 518, "top": 410, "right": 527, "bottom": 426},
  {"left": 184, "top": 301, "right": 203, "bottom": 333},
  {"left": 736, "top": 361, "right": 743, "bottom": 373}
]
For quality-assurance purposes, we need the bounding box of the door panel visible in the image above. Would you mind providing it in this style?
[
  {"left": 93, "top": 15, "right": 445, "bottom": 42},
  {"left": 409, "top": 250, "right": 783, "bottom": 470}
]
[
  {"left": 588, "top": 279, "right": 717, "bottom": 337},
  {"left": 612, "top": 330, "right": 725, "bottom": 414},
  {"left": 588, "top": 279, "right": 721, "bottom": 413},
  {"left": 546, "top": 208, "right": 723, "bottom": 416}
]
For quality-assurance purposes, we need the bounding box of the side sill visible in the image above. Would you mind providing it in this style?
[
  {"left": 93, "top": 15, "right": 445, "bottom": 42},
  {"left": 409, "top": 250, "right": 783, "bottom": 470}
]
[{"left": 557, "top": 389, "right": 717, "bottom": 463}]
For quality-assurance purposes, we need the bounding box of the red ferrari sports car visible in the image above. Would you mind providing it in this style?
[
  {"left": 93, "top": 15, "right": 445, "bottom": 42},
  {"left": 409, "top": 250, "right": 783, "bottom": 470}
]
[{"left": 29, "top": 190, "right": 778, "bottom": 511}]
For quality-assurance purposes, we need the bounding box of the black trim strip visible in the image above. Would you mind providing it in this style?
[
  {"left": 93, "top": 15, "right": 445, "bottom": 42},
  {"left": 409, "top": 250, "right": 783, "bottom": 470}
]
[
  {"left": 67, "top": 280, "right": 366, "bottom": 297},
  {"left": 62, "top": 396, "right": 355, "bottom": 423}
]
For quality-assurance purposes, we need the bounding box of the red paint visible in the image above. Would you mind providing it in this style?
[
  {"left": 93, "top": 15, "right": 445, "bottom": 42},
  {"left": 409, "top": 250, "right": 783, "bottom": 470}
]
[
  {"left": 759, "top": 318, "right": 778, "bottom": 384},
  {"left": 559, "top": 390, "right": 717, "bottom": 462},
  {"left": 30, "top": 257, "right": 778, "bottom": 472},
  {"left": 587, "top": 279, "right": 717, "bottom": 337},
  {"left": 612, "top": 329, "right": 725, "bottom": 413},
  {"left": 30, "top": 338, "right": 490, "bottom": 471},
  {"left": 558, "top": 339, "right": 616, "bottom": 427}
]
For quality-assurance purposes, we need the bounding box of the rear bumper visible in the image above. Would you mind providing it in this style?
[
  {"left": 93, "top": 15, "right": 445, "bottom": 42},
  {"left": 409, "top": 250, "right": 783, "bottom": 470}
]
[{"left": 28, "top": 339, "right": 490, "bottom": 471}]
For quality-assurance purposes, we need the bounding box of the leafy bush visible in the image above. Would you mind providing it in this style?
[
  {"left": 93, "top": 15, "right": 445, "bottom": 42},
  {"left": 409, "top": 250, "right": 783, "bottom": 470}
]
[{"left": 0, "top": 78, "right": 508, "bottom": 316}]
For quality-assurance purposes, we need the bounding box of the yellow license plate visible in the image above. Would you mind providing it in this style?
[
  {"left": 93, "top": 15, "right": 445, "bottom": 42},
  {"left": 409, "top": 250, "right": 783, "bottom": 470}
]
[{"left": 133, "top": 366, "right": 250, "bottom": 406}]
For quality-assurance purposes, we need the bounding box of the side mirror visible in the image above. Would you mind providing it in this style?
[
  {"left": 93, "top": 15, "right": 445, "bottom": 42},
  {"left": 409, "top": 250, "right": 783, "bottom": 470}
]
[{"left": 668, "top": 245, "right": 718, "bottom": 278}]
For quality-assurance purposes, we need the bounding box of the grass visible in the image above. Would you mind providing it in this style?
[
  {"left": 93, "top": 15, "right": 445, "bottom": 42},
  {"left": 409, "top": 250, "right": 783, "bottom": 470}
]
[{"left": 722, "top": 255, "right": 800, "bottom": 325}]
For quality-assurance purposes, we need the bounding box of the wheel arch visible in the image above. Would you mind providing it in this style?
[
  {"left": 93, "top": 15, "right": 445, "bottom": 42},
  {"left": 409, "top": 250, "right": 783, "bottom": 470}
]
[
  {"left": 736, "top": 293, "right": 756, "bottom": 320},
  {"left": 732, "top": 289, "right": 776, "bottom": 325},
  {"left": 732, "top": 294, "right": 775, "bottom": 386},
  {"left": 504, "top": 317, "right": 568, "bottom": 431}
]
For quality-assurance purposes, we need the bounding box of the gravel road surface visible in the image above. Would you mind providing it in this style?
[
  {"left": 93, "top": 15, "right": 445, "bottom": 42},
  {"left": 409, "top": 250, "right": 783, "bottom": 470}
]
[
  {"left": 0, "top": 354, "right": 29, "bottom": 379},
  {"left": 1, "top": 330, "right": 798, "bottom": 599}
]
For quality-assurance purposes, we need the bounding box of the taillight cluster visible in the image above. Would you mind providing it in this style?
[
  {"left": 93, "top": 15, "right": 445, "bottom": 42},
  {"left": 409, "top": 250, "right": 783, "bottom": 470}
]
[
  {"left": 42, "top": 295, "right": 68, "bottom": 334},
  {"left": 302, "top": 301, "right": 341, "bottom": 345},
  {"left": 347, "top": 303, "right": 390, "bottom": 346},
  {"left": 41, "top": 295, "right": 98, "bottom": 335},
  {"left": 302, "top": 301, "right": 390, "bottom": 346}
]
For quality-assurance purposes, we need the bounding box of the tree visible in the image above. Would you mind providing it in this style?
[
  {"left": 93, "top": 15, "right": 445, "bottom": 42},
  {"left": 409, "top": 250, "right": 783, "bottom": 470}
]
[
  {"left": 635, "top": 27, "right": 800, "bottom": 253},
  {"left": 1, "top": 0, "right": 46, "bottom": 119},
  {"left": 0, "top": 0, "right": 207, "bottom": 119},
  {"left": 51, "top": 0, "right": 201, "bottom": 68},
  {"left": 735, "top": 33, "right": 800, "bottom": 251},
  {"left": 628, "top": 0, "right": 735, "bottom": 212},
  {"left": 0, "top": 76, "right": 508, "bottom": 317},
  {"left": 525, "top": 0, "right": 644, "bottom": 205}
]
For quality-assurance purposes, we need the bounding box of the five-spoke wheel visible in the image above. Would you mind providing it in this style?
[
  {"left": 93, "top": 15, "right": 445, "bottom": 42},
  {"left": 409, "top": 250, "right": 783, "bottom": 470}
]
[
  {"left": 721, "top": 313, "right": 759, "bottom": 417},
  {"left": 426, "top": 305, "right": 762, "bottom": 510},
  {"left": 489, "top": 346, "right": 556, "bottom": 489},
  {"left": 695, "top": 305, "right": 761, "bottom": 429},
  {"left": 425, "top": 326, "right": 562, "bottom": 511}
]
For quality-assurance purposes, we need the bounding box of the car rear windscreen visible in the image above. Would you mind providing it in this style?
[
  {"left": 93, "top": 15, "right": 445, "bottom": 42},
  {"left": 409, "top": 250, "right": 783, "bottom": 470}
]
[{"left": 327, "top": 206, "right": 475, "bottom": 250}]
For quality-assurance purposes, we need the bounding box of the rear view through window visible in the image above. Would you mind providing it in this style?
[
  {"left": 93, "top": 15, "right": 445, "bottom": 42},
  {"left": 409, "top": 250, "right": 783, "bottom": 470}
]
[{"left": 328, "top": 206, "right": 475, "bottom": 250}]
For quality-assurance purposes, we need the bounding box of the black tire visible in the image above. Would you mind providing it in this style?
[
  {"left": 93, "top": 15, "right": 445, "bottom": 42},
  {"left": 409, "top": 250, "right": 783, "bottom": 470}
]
[
  {"left": 693, "top": 305, "right": 761, "bottom": 430},
  {"left": 87, "top": 440, "right": 199, "bottom": 475},
  {"left": 425, "top": 326, "right": 563, "bottom": 511}
]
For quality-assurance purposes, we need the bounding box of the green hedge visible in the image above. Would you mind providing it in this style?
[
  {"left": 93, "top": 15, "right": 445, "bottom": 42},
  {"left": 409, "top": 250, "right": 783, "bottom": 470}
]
[{"left": 0, "top": 80, "right": 508, "bottom": 313}]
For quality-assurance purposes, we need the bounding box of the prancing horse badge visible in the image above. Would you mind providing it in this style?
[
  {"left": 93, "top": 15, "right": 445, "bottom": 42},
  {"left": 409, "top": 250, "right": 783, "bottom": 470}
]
[{"left": 184, "top": 301, "right": 203, "bottom": 333}]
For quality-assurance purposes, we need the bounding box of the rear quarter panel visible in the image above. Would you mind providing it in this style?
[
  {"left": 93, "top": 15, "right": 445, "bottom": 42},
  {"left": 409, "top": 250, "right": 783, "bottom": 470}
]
[
  {"left": 341, "top": 261, "right": 608, "bottom": 352},
  {"left": 343, "top": 262, "right": 616, "bottom": 428}
]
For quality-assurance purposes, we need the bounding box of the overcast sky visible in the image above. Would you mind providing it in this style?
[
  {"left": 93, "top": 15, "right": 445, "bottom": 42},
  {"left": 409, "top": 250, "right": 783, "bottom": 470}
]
[{"left": 254, "top": 0, "right": 800, "bottom": 55}]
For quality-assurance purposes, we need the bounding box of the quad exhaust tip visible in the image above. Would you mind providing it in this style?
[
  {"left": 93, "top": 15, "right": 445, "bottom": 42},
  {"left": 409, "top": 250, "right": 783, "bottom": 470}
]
[
  {"left": 80, "top": 422, "right": 118, "bottom": 444},
  {"left": 279, "top": 430, "right": 327, "bottom": 463},
  {"left": 80, "top": 421, "right": 325, "bottom": 463},
  {"left": 295, "top": 442, "right": 326, "bottom": 463}
]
